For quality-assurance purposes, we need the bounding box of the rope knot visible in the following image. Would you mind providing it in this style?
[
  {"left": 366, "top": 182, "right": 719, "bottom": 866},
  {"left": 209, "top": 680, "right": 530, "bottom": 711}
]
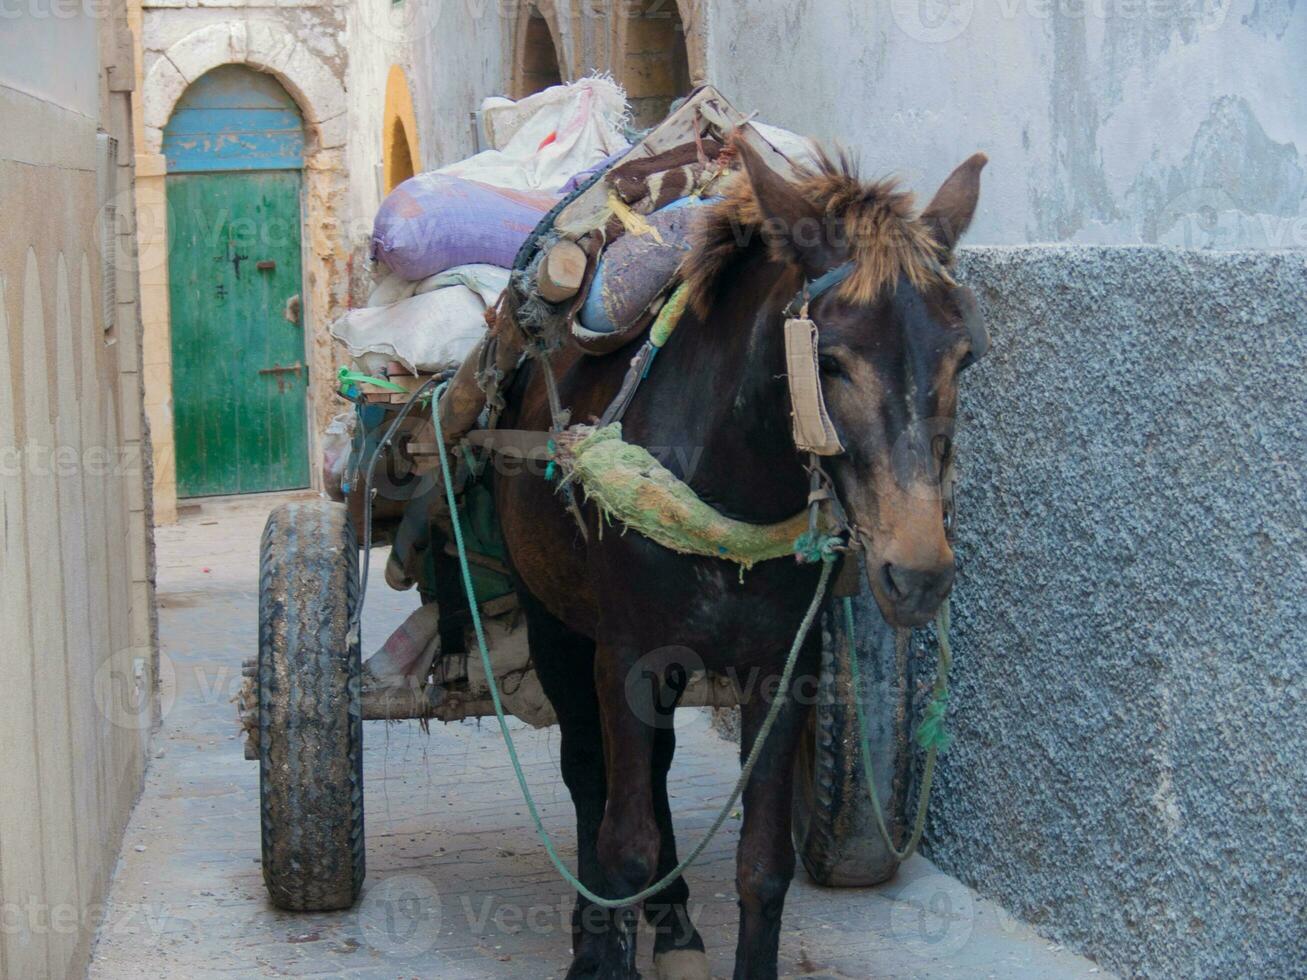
[
  {"left": 915, "top": 690, "right": 953, "bottom": 753},
  {"left": 793, "top": 530, "right": 840, "bottom": 564}
]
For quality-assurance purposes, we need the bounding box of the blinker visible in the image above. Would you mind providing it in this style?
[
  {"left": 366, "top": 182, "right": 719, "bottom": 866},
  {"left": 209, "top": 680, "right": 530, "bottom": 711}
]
[
  {"left": 783, "top": 262, "right": 855, "bottom": 457},
  {"left": 784, "top": 316, "right": 845, "bottom": 456}
]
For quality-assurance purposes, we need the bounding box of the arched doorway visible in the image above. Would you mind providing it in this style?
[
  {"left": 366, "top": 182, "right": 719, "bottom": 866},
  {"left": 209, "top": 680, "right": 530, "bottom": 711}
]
[
  {"left": 514, "top": 4, "right": 563, "bottom": 98},
  {"left": 163, "top": 65, "right": 310, "bottom": 497},
  {"left": 383, "top": 65, "right": 421, "bottom": 194},
  {"left": 617, "top": 1, "right": 692, "bottom": 128}
]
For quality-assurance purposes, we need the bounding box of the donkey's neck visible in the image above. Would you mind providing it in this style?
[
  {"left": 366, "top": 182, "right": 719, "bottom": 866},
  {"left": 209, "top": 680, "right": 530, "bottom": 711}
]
[{"left": 645, "top": 252, "right": 809, "bottom": 524}]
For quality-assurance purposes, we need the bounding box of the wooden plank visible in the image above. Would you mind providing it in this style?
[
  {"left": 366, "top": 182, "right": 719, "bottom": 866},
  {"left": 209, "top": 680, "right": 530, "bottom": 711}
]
[
  {"left": 163, "top": 65, "right": 304, "bottom": 174},
  {"left": 553, "top": 86, "right": 802, "bottom": 238}
]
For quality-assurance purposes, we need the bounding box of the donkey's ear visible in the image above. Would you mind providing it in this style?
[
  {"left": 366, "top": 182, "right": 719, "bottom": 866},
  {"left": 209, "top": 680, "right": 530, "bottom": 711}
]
[
  {"left": 734, "top": 134, "right": 832, "bottom": 274},
  {"left": 921, "top": 152, "right": 987, "bottom": 252}
]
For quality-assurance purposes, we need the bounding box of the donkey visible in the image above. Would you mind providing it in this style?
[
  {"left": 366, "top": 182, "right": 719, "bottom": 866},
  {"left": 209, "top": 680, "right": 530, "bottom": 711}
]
[{"left": 494, "top": 140, "right": 986, "bottom": 980}]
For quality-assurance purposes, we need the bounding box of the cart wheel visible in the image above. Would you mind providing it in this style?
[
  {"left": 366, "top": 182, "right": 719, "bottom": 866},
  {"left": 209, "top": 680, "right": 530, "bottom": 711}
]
[
  {"left": 258, "top": 500, "right": 365, "bottom": 911},
  {"left": 793, "top": 588, "right": 911, "bottom": 887}
]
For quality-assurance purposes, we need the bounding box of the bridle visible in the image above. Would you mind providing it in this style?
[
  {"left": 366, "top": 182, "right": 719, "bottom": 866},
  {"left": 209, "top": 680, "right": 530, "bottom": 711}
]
[{"left": 782, "top": 261, "right": 989, "bottom": 567}]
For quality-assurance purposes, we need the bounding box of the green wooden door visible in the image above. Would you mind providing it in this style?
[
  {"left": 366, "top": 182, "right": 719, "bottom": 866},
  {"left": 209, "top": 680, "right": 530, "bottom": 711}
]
[{"left": 168, "top": 170, "right": 309, "bottom": 497}]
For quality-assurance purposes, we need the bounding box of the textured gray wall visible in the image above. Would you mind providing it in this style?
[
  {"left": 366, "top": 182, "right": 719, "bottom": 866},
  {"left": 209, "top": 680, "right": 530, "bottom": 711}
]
[{"left": 930, "top": 246, "right": 1306, "bottom": 978}]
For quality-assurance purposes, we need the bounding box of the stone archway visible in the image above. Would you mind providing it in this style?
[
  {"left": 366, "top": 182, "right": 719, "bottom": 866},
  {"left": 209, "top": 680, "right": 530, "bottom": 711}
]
[
  {"left": 383, "top": 65, "right": 421, "bottom": 194},
  {"left": 511, "top": 1, "right": 568, "bottom": 99},
  {"left": 611, "top": 0, "right": 706, "bottom": 129},
  {"left": 136, "top": 21, "right": 348, "bottom": 520}
]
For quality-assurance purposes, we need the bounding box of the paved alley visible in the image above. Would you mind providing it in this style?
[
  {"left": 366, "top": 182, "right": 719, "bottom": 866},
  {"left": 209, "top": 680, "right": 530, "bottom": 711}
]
[{"left": 87, "top": 494, "right": 1107, "bottom": 980}]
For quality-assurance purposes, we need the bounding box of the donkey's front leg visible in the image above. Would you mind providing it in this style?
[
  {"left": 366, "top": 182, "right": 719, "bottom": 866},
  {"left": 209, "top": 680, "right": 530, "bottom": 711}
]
[
  {"left": 732, "top": 642, "right": 816, "bottom": 980},
  {"left": 592, "top": 643, "right": 662, "bottom": 978}
]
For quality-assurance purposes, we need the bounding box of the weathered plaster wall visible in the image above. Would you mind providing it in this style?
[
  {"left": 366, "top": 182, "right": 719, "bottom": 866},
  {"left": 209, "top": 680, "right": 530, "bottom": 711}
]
[
  {"left": 0, "top": 7, "right": 156, "bottom": 978},
  {"left": 929, "top": 246, "right": 1305, "bottom": 977},
  {"left": 705, "top": 1, "right": 1306, "bottom": 247},
  {"left": 343, "top": 0, "right": 506, "bottom": 237}
]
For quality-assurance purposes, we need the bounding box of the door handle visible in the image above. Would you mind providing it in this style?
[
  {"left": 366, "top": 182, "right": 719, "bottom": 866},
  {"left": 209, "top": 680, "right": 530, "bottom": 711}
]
[
  {"left": 258, "top": 361, "right": 304, "bottom": 393},
  {"left": 258, "top": 361, "right": 303, "bottom": 376},
  {"left": 257, "top": 260, "right": 276, "bottom": 271}
]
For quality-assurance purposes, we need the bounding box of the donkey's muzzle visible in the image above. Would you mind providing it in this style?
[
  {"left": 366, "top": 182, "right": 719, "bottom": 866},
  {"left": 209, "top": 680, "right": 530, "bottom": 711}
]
[{"left": 878, "top": 561, "right": 955, "bottom": 627}]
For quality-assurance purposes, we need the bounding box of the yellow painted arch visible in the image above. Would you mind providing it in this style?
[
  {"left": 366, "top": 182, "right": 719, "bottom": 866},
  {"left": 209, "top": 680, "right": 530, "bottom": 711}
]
[{"left": 383, "top": 65, "right": 421, "bottom": 193}]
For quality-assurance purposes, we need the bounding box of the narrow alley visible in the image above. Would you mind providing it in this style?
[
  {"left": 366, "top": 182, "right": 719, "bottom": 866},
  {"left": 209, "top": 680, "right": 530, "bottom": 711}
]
[{"left": 86, "top": 495, "right": 1106, "bottom": 980}]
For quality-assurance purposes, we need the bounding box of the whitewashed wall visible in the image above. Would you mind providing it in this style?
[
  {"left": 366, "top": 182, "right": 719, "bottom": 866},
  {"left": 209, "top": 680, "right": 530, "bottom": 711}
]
[
  {"left": 344, "top": 0, "right": 507, "bottom": 227},
  {"left": 705, "top": 0, "right": 1307, "bottom": 247}
]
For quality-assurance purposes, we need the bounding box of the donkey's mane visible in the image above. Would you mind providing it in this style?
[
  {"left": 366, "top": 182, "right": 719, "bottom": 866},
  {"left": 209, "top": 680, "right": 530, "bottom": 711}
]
[{"left": 682, "top": 148, "right": 949, "bottom": 317}]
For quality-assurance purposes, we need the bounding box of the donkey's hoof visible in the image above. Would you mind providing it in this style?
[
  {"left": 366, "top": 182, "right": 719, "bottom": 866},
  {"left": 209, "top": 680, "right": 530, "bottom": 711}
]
[{"left": 654, "top": 949, "right": 711, "bottom": 980}]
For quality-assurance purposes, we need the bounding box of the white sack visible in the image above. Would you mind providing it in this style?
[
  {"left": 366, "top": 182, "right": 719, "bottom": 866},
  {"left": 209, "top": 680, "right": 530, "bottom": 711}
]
[
  {"left": 367, "top": 270, "right": 419, "bottom": 308},
  {"left": 331, "top": 286, "right": 491, "bottom": 375},
  {"left": 412, "top": 263, "right": 510, "bottom": 304},
  {"left": 441, "top": 77, "right": 630, "bottom": 194}
]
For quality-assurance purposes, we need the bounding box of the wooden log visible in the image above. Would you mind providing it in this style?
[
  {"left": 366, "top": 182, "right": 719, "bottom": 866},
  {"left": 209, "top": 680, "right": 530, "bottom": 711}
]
[
  {"left": 537, "top": 239, "right": 588, "bottom": 303},
  {"left": 436, "top": 336, "right": 490, "bottom": 443}
]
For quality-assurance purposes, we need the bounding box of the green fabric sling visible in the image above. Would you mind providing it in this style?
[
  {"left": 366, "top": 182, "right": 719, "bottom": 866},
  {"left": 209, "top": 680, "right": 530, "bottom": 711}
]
[{"left": 555, "top": 423, "right": 824, "bottom": 570}]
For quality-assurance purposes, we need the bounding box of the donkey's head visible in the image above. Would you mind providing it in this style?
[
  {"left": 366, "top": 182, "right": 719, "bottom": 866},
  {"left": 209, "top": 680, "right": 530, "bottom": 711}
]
[{"left": 691, "top": 142, "right": 987, "bottom": 627}]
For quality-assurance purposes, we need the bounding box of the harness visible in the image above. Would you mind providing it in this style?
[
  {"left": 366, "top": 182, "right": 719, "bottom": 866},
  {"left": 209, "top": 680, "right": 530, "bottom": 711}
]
[
  {"left": 538, "top": 265, "right": 860, "bottom": 571},
  {"left": 351, "top": 253, "right": 974, "bottom": 903}
]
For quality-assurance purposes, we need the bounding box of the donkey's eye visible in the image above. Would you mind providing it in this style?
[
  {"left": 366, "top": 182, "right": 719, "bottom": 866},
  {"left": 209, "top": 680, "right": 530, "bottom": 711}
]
[{"left": 818, "top": 354, "right": 847, "bottom": 379}]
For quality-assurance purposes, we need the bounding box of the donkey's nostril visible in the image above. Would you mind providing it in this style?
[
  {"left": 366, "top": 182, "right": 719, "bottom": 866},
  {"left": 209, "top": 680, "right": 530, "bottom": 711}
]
[
  {"left": 881, "top": 563, "right": 904, "bottom": 599},
  {"left": 883, "top": 563, "right": 955, "bottom": 603}
]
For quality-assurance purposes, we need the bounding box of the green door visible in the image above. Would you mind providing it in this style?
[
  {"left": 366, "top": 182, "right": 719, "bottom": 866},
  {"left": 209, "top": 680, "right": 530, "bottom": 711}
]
[{"left": 167, "top": 170, "right": 309, "bottom": 497}]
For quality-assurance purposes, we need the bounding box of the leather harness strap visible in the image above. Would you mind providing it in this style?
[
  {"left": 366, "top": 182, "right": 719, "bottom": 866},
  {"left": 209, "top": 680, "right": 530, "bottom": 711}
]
[{"left": 784, "top": 261, "right": 856, "bottom": 318}]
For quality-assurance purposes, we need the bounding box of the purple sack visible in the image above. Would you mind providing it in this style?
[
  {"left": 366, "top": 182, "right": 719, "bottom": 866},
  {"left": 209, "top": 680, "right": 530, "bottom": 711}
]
[{"left": 371, "top": 173, "right": 559, "bottom": 280}]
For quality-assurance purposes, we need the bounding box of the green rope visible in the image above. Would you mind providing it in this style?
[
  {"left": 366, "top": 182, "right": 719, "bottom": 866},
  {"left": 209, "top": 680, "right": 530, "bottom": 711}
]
[
  {"left": 337, "top": 365, "right": 410, "bottom": 395},
  {"left": 793, "top": 529, "right": 840, "bottom": 565},
  {"left": 843, "top": 594, "right": 953, "bottom": 862},
  {"left": 432, "top": 382, "right": 836, "bottom": 909}
]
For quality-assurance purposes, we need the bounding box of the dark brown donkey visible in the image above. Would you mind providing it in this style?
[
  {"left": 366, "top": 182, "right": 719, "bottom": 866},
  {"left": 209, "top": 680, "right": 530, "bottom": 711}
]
[{"left": 494, "top": 142, "right": 986, "bottom": 980}]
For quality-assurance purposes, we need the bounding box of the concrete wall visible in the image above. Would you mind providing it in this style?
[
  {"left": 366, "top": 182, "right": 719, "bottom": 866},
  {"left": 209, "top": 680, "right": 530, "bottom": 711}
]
[
  {"left": 705, "top": 0, "right": 1306, "bottom": 247},
  {"left": 0, "top": 5, "right": 157, "bottom": 978},
  {"left": 929, "top": 246, "right": 1305, "bottom": 978}
]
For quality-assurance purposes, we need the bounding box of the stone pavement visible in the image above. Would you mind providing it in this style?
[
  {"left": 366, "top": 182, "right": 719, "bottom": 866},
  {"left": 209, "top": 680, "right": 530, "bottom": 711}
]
[{"left": 88, "top": 494, "right": 1109, "bottom": 980}]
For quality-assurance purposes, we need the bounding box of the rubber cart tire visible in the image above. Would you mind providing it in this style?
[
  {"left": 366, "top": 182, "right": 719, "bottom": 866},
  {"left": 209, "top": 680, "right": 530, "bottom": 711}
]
[
  {"left": 793, "top": 587, "right": 912, "bottom": 887},
  {"left": 258, "top": 500, "right": 365, "bottom": 911}
]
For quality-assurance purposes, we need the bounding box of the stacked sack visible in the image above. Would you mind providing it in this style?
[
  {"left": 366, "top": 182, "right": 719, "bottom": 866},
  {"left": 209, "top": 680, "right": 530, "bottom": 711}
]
[{"left": 331, "top": 77, "right": 632, "bottom": 377}]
